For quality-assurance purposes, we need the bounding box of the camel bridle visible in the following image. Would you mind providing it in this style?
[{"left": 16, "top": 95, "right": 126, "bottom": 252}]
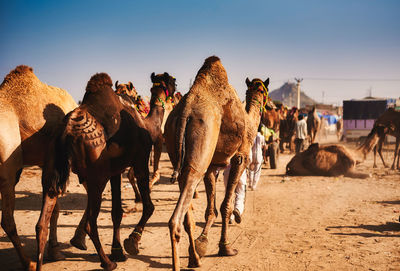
[
  {"left": 251, "top": 80, "right": 269, "bottom": 113},
  {"left": 152, "top": 79, "right": 174, "bottom": 109}
]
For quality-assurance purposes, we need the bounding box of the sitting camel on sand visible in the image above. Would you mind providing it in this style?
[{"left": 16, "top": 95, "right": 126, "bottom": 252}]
[
  {"left": 0, "top": 65, "right": 77, "bottom": 270},
  {"left": 286, "top": 143, "right": 370, "bottom": 178},
  {"left": 164, "top": 56, "right": 269, "bottom": 270},
  {"left": 36, "top": 72, "right": 176, "bottom": 270}
]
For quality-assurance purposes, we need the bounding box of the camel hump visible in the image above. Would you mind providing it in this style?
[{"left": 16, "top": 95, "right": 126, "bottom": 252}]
[
  {"left": 86, "top": 73, "right": 113, "bottom": 93},
  {"left": 2, "top": 65, "right": 34, "bottom": 86},
  {"left": 66, "top": 108, "right": 106, "bottom": 149},
  {"left": 204, "top": 56, "right": 221, "bottom": 65}
]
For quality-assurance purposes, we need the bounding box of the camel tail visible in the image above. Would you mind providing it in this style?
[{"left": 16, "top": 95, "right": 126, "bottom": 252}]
[
  {"left": 44, "top": 125, "right": 71, "bottom": 198},
  {"left": 171, "top": 116, "right": 188, "bottom": 183}
]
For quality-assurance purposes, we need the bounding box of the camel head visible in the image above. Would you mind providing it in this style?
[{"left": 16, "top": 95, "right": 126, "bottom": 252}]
[
  {"left": 115, "top": 81, "right": 138, "bottom": 98},
  {"left": 245, "top": 77, "right": 270, "bottom": 113},
  {"left": 150, "top": 72, "right": 177, "bottom": 105}
]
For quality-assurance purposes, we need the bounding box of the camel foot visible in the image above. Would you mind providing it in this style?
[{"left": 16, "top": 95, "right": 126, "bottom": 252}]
[
  {"left": 109, "top": 247, "right": 128, "bottom": 262},
  {"left": 70, "top": 235, "right": 87, "bottom": 250},
  {"left": 123, "top": 235, "right": 140, "bottom": 255},
  {"left": 25, "top": 260, "right": 36, "bottom": 271},
  {"left": 373, "top": 165, "right": 377, "bottom": 168},
  {"left": 100, "top": 261, "right": 117, "bottom": 271},
  {"left": 150, "top": 172, "right": 160, "bottom": 190},
  {"left": 193, "top": 191, "right": 199, "bottom": 199},
  {"left": 195, "top": 235, "right": 208, "bottom": 258},
  {"left": 46, "top": 244, "right": 66, "bottom": 261},
  {"left": 218, "top": 243, "right": 238, "bottom": 257},
  {"left": 188, "top": 255, "right": 201, "bottom": 268}
]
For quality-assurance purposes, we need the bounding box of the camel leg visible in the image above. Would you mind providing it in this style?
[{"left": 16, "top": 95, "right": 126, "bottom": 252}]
[
  {"left": 150, "top": 137, "right": 163, "bottom": 189},
  {"left": 184, "top": 204, "right": 201, "bottom": 268},
  {"left": 85, "top": 179, "right": 117, "bottom": 271},
  {"left": 46, "top": 201, "right": 66, "bottom": 261},
  {"left": 128, "top": 167, "right": 141, "bottom": 203},
  {"left": 0, "top": 181, "right": 36, "bottom": 271},
  {"left": 169, "top": 166, "right": 203, "bottom": 271},
  {"left": 195, "top": 167, "right": 218, "bottom": 258},
  {"left": 373, "top": 145, "right": 378, "bottom": 168},
  {"left": 391, "top": 138, "right": 400, "bottom": 170},
  {"left": 377, "top": 137, "right": 387, "bottom": 168},
  {"left": 124, "top": 165, "right": 154, "bottom": 256},
  {"left": 109, "top": 175, "right": 127, "bottom": 262},
  {"left": 36, "top": 193, "right": 58, "bottom": 271},
  {"left": 218, "top": 154, "right": 245, "bottom": 257},
  {"left": 70, "top": 181, "right": 88, "bottom": 250}
]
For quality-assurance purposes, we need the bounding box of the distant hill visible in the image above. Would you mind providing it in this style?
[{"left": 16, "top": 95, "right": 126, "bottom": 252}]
[{"left": 269, "top": 82, "right": 317, "bottom": 108}]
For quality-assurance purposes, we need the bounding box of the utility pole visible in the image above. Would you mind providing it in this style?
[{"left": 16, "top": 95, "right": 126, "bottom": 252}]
[{"left": 295, "top": 78, "right": 303, "bottom": 109}]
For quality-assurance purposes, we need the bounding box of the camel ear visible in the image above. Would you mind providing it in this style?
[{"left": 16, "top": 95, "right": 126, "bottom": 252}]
[
  {"left": 129, "top": 82, "right": 133, "bottom": 90},
  {"left": 264, "top": 78, "right": 270, "bottom": 87},
  {"left": 245, "top": 77, "right": 251, "bottom": 87},
  {"left": 115, "top": 80, "right": 119, "bottom": 89},
  {"left": 151, "top": 72, "right": 156, "bottom": 83}
]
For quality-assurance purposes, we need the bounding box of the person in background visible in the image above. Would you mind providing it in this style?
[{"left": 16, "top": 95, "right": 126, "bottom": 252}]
[
  {"left": 248, "top": 124, "right": 265, "bottom": 190},
  {"left": 223, "top": 164, "right": 247, "bottom": 224},
  {"left": 295, "top": 114, "right": 307, "bottom": 153}
]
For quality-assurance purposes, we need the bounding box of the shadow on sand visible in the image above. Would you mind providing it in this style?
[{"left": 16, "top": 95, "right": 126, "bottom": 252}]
[{"left": 327, "top": 221, "right": 400, "bottom": 238}]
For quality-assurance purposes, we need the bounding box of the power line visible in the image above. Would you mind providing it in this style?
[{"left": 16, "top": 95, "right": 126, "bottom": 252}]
[
  {"left": 302, "top": 77, "right": 400, "bottom": 82},
  {"left": 271, "top": 77, "right": 400, "bottom": 82}
]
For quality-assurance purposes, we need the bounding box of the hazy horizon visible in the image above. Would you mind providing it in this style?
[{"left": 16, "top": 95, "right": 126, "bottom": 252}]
[{"left": 1, "top": 0, "right": 399, "bottom": 105}]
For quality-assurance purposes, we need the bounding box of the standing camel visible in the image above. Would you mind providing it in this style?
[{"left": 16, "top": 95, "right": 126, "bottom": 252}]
[
  {"left": 279, "top": 107, "right": 298, "bottom": 153},
  {"left": 358, "top": 108, "right": 400, "bottom": 169},
  {"left": 150, "top": 91, "right": 182, "bottom": 188},
  {"left": 307, "top": 106, "right": 321, "bottom": 143},
  {"left": 35, "top": 72, "right": 176, "bottom": 270},
  {"left": 164, "top": 56, "right": 268, "bottom": 270},
  {"left": 0, "top": 65, "right": 77, "bottom": 270}
]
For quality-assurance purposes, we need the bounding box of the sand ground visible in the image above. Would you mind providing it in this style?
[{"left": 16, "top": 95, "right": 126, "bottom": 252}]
[{"left": 1, "top": 140, "right": 399, "bottom": 271}]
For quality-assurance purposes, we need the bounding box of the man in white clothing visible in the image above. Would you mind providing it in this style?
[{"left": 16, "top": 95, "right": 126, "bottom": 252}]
[
  {"left": 295, "top": 114, "right": 307, "bottom": 153},
  {"left": 248, "top": 125, "right": 265, "bottom": 190}
]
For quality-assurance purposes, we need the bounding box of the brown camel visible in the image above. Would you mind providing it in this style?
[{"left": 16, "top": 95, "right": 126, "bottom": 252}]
[
  {"left": 286, "top": 143, "right": 370, "bottom": 178},
  {"left": 150, "top": 91, "right": 183, "bottom": 188},
  {"left": 116, "top": 82, "right": 181, "bottom": 202},
  {"left": 358, "top": 108, "right": 400, "bottom": 169},
  {"left": 279, "top": 107, "right": 298, "bottom": 153},
  {"left": 35, "top": 72, "right": 176, "bottom": 270},
  {"left": 115, "top": 80, "right": 138, "bottom": 98},
  {"left": 307, "top": 106, "right": 321, "bottom": 143},
  {"left": 0, "top": 65, "right": 77, "bottom": 270},
  {"left": 336, "top": 118, "right": 343, "bottom": 141},
  {"left": 164, "top": 56, "right": 268, "bottom": 270},
  {"left": 261, "top": 98, "right": 281, "bottom": 133}
]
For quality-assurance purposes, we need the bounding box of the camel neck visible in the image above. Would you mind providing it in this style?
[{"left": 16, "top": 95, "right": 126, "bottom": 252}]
[
  {"left": 245, "top": 93, "right": 263, "bottom": 127},
  {"left": 145, "top": 96, "right": 166, "bottom": 139}
]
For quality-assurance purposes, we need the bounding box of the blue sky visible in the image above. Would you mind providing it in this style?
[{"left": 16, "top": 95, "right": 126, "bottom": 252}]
[{"left": 1, "top": 0, "right": 399, "bottom": 105}]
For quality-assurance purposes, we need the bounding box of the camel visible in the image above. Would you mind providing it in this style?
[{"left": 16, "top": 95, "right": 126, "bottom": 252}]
[
  {"left": 261, "top": 98, "right": 281, "bottom": 133},
  {"left": 279, "top": 107, "right": 298, "bottom": 153},
  {"left": 307, "top": 106, "right": 321, "bottom": 143},
  {"left": 115, "top": 80, "right": 138, "bottom": 98},
  {"left": 336, "top": 117, "right": 343, "bottom": 141},
  {"left": 35, "top": 72, "right": 176, "bottom": 270},
  {"left": 150, "top": 91, "right": 183, "bottom": 188},
  {"left": 358, "top": 108, "right": 400, "bottom": 169},
  {"left": 0, "top": 65, "right": 77, "bottom": 270},
  {"left": 115, "top": 82, "right": 181, "bottom": 203},
  {"left": 164, "top": 56, "right": 268, "bottom": 270},
  {"left": 286, "top": 143, "right": 371, "bottom": 178}
]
